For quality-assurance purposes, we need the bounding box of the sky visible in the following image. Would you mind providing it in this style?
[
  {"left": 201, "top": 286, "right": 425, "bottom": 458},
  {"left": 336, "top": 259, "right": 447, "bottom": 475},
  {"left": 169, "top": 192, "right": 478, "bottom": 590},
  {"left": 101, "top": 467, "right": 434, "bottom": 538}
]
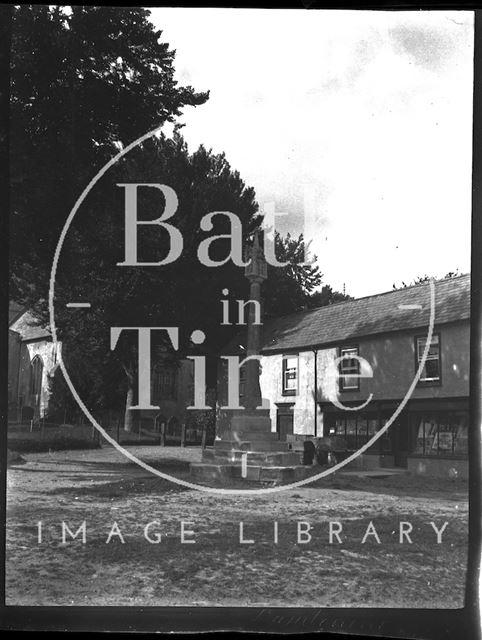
[{"left": 149, "top": 9, "right": 474, "bottom": 298}]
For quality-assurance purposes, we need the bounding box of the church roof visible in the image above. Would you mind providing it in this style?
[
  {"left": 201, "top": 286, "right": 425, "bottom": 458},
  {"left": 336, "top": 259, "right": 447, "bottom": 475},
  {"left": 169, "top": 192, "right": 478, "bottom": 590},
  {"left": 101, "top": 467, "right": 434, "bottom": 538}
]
[
  {"left": 9, "top": 308, "right": 51, "bottom": 342},
  {"left": 260, "top": 274, "right": 470, "bottom": 353},
  {"left": 9, "top": 301, "right": 27, "bottom": 326}
]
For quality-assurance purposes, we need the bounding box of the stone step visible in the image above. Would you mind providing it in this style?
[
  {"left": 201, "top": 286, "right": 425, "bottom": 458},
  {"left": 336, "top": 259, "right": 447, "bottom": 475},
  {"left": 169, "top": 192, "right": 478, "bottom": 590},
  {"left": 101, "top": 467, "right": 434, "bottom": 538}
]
[
  {"left": 203, "top": 449, "right": 302, "bottom": 466},
  {"left": 190, "top": 463, "right": 237, "bottom": 480},
  {"left": 260, "top": 465, "right": 314, "bottom": 482},
  {"left": 234, "top": 431, "right": 280, "bottom": 441},
  {"left": 232, "top": 464, "right": 314, "bottom": 482},
  {"left": 190, "top": 461, "right": 315, "bottom": 483},
  {"left": 213, "top": 440, "right": 291, "bottom": 452}
]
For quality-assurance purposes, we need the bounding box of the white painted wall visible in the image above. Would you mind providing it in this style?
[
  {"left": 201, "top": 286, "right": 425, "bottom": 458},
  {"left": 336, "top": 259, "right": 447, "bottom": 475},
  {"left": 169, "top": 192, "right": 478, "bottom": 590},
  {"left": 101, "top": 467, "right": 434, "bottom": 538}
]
[{"left": 259, "top": 349, "right": 338, "bottom": 435}]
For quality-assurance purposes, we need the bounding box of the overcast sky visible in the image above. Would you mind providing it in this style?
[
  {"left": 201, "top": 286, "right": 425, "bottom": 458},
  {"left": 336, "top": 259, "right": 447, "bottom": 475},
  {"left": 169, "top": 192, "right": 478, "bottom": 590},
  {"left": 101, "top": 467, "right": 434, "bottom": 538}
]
[{"left": 149, "top": 9, "right": 474, "bottom": 298}]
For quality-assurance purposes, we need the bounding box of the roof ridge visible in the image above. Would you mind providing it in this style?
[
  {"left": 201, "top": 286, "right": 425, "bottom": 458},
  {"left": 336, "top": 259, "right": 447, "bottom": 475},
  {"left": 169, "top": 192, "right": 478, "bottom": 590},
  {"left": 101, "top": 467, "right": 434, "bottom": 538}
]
[{"left": 267, "top": 273, "right": 471, "bottom": 323}]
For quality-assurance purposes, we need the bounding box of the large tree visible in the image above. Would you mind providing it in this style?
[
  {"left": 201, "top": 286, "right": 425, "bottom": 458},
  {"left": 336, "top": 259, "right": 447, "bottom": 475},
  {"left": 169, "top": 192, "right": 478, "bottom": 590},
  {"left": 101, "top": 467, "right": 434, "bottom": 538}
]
[
  {"left": 9, "top": 6, "right": 333, "bottom": 430},
  {"left": 48, "top": 133, "right": 261, "bottom": 429},
  {"left": 47, "top": 134, "right": 326, "bottom": 430},
  {"left": 10, "top": 5, "right": 208, "bottom": 302}
]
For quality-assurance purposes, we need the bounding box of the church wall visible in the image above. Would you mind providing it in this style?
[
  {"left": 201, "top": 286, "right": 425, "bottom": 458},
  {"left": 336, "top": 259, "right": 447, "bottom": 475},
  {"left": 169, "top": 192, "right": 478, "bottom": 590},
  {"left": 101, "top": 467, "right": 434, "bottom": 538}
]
[{"left": 16, "top": 339, "right": 61, "bottom": 419}]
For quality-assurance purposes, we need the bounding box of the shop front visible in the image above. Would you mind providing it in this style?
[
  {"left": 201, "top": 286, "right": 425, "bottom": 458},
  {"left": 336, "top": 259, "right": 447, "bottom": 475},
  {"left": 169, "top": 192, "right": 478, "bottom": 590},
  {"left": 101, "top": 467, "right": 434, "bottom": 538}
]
[{"left": 320, "top": 398, "right": 469, "bottom": 475}]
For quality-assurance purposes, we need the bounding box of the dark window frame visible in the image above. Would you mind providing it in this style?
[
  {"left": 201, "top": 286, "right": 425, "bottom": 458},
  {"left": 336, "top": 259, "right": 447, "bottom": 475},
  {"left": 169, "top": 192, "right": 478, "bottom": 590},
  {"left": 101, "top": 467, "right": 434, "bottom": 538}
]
[
  {"left": 414, "top": 332, "right": 442, "bottom": 387},
  {"left": 282, "top": 354, "right": 298, "bottom": 396},
  {"left": 29, "top": 355, "right": 43, "bottom": 397},
  {"left": 338, "top": 344, "right": 360, "bottom": 392}
]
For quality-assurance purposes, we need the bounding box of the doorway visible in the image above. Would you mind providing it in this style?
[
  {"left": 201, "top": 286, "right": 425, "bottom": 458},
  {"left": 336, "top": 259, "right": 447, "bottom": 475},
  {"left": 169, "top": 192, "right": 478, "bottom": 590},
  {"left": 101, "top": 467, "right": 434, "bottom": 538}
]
[{"left": 276, "top": 403, "right": 294, "bottom": 440}]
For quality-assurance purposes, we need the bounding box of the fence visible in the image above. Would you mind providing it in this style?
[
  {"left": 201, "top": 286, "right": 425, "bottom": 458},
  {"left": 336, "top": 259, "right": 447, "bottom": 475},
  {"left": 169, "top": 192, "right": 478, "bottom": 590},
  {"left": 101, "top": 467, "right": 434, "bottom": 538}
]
[
  {"left": 102, "top": 414, "right": 210, "bottom": 448},
  {"left": 8, "top": 410, "right": 213, "bottom": 450}
]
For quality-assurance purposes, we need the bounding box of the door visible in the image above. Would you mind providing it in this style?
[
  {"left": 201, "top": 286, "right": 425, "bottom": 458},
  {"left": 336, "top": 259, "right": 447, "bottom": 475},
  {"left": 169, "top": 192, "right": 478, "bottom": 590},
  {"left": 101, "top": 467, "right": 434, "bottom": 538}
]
[
  {"left": 276, "top": 404, "right": 294, "bottom": 440},
  {"left": 392, "top": 412, "right": 410, "bottom": 468}
]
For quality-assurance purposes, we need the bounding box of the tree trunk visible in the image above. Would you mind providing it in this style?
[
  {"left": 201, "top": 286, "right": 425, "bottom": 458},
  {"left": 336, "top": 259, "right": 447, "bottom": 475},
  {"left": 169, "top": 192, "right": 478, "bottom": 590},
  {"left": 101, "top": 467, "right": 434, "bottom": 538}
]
[{"left": 123, "top": 371, "right": 135, "bottom": 432}]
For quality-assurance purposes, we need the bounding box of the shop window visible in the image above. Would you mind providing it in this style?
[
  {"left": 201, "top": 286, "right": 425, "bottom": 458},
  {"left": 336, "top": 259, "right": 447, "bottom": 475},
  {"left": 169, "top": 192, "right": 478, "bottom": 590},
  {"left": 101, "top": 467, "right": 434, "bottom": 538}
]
[
  {"left": 331, "top": 414, "right": 375, "bottom": 449},
  {"left": 339, "top": 346, "right": 360, "bottom": 391},
  {"left": 416, "top": 334, "right": 441, "bottom": 384},
  {"left": 282, "top": 355, "right": 298, "bottom": 396},
  {"left": 413, "top": 412, "right": 468, "bottom": 457}
]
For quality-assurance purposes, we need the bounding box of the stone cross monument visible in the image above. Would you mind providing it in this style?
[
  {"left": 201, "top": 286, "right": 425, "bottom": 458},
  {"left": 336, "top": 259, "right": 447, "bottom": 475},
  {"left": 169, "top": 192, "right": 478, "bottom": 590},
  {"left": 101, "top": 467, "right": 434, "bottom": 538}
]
[
  {"left": 241, "top": 231, "right": 266, "bottom": 410},
  {"left": 190, "top": 232, "right": 311, "bottom": 483},
  {"left": 228, "top": 230, "right": 272, "bottom": 436}
]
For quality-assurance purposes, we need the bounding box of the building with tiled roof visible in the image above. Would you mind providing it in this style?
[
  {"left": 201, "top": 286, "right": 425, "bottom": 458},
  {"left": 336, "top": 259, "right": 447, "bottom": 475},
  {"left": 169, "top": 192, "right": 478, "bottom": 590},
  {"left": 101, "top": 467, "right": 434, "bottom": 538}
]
[{"left": 218, "top": 274, "right": 471, "bottom": 477}]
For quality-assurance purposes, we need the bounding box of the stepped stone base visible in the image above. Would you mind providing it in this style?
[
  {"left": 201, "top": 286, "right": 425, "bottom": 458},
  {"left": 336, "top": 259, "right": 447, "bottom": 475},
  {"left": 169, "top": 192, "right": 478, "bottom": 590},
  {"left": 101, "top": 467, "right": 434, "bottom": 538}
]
[
  {"left": 190, "top": 408, "right": 315, "bottom": 484},
  {"left": 190, "top": 460, "right": 315, "bottom": 484},
  {"left": 190, "top": 437, "right": 315, "bottom": 484},
  {"left": 213, "top": 439, "right": 291, "bottom": 452},
  {"left": 203, "top": 446, "right": 301, "bottom": 466}
]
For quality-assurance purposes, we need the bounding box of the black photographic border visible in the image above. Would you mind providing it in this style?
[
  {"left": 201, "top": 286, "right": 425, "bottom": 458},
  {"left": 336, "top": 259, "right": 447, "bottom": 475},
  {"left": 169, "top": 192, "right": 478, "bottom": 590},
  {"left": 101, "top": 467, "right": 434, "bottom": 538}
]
[{"left": 0, "top": 2, "right": 480, "bottom": 637}]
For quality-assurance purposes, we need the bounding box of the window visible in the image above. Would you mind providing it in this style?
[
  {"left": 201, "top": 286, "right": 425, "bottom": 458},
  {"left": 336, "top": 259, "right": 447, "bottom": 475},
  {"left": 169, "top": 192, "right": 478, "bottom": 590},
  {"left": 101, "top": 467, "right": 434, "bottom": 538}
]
[
  {"left": 330, "top": 413, "right": 377, "bottom": 450},
  {"left": 154, "top": 368, "right": 177, "bottom": 400},
  {"left": 339, "top": 346, "right": 360, "bottom": 391},
  {"left": 413, "top": 412, "right": 468, "bottom": 457},
  {"left": 30, "top": 355, "right": 43, "bottom": 397},
  {"left": 416, "top": 334, "right": 441, "bottom": 384},
  {"left": 282, "top": 355, "right": 298, "bottom": 395}
]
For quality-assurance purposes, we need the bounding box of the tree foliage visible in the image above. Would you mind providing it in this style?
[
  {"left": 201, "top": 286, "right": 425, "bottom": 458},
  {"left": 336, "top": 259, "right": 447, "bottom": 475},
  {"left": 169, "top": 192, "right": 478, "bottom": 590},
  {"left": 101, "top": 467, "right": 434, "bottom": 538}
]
[
  {"left": 9, "top": 6, "right": 335, "bottom": 428},
  {"left": 307, "top": 284, "right": 352, "bottom": 308},
  {"left": 392, "top": 269, "right": 463, "bottom": 290},
  {"left": 10, "top": 5, "right": 208, "bottom": 300},
  {"left": 263, "top": 233, "right": 323, "bottom": 318}
]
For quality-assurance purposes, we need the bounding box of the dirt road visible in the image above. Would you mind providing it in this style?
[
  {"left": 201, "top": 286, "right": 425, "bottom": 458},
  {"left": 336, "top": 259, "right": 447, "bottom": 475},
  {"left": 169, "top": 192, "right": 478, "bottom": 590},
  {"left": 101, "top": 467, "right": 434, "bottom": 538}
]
[{"left": 6, "top": 446, "right": 468, "bottom": 607}]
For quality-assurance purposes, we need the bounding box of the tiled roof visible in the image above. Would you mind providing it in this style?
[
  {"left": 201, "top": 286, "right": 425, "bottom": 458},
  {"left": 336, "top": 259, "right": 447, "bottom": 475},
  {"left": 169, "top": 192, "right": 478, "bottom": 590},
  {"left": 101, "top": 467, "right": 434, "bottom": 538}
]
[
  {"left": 9, "top": 302, "right": 26, "bottom": 326},
  {"left": 259, "top": 274, "right": 470, "bottom": 353},
  {"left": 10, "top": 309, "right": 51, "bottom": 342}
]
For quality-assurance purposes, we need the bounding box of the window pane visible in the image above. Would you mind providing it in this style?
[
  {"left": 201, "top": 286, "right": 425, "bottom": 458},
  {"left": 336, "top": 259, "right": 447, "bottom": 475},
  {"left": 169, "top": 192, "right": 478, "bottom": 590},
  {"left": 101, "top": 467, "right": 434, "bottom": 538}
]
[
  {"left": 341, "top": 360, "right": 358, "bottom": 374},
  {"left": 423, "top": 359, "right": 440, "bottom": 380},
  {"left": 342, "top": 376, "right": 358, "bottom": 389},
  {"left": 345, "top": 418, "right": 357, "bottom": 434},
  {"left": 356, "top": 418, "right": 369, "bottom": 447},
  {"left": 340, "top": 347, "right": 359, "bottom": 389},
  {"left": 341, "top": 348, "right": 357, "bottom": 358},
  {"left": 345, "top": 418, "right": 357, "bottom": 448},
  {"left": 334, "top": 418, "right": 345, "bottom": 437},
  {"left": 414, "top": 418, "right": 426, "bottom": 454},
  {"left": 283, "top": 356, "right": 297, "bottom": 393},
  {"left": 417, "top": 336, "right": 440, "bottom": 381},
  {"left": 454, "top": 413, "right": 469, "bottom": 455},
  {"left": 284, "top": 374, "right": 297, "bottom": 390},
  {"left": 367, "top": 418, "right": 378, "bottom": 435}
]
